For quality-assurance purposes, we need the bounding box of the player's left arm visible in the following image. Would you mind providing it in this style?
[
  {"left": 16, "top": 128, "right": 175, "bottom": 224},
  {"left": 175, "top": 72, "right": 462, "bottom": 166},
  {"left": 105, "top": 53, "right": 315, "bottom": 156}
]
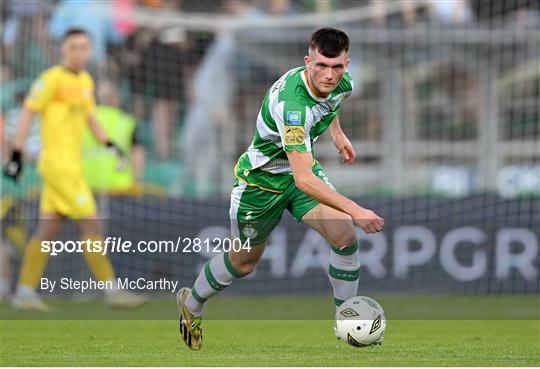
[
  {"left": 330, "top": 116, "right": 356, "bottom": 164},
  {"left": 85, "top": 77, "right": 110, "bottom": 145},
  {"left": 87, "top": 112, "right": 109, "bottom": 144},
  {"left": 85, "top": 82, "right": 129, "bottom": 169},
  {"left": 87, "top": 112, "right": 129, "bottom": 171}
]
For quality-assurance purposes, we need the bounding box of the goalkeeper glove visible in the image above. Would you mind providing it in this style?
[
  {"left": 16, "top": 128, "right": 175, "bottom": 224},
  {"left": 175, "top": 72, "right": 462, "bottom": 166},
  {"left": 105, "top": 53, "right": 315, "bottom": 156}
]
[
  {"left": 105, "top": 141, "right": 129, "bottom": 171},
  {"left": 3, "top": 150, "right": 23, "bottom": 180}
]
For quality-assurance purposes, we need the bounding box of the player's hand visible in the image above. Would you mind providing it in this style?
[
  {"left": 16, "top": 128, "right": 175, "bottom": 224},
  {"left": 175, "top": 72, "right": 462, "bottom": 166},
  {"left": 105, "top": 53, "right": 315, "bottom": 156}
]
[
  {"left": 333, "top": 133, "right": 356, "bottom": 164},
  {"left": 3, "top": 150, "right": 23, "bottom": 180},
  {"left": 106, "top": 141, "right": 129, "bottom": 171},
  {"left": 352, "top": 207, "right": 384, "bottom": 234}
]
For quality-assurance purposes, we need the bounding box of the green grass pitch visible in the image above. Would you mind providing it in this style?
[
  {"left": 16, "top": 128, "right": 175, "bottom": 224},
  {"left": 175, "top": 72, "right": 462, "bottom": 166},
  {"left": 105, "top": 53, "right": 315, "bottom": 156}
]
[{"left": 1, "top": 296, "right": 539, "bottom": 366}]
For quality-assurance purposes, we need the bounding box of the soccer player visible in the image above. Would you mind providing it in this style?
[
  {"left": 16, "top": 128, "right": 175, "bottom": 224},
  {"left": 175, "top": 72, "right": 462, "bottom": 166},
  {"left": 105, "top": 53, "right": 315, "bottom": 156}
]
[
  {"left": 3, "top": 28, "right": 147, "bottom": 311},
  {"left": 177, "top": 27, "right": 385, "bottom": 350}
]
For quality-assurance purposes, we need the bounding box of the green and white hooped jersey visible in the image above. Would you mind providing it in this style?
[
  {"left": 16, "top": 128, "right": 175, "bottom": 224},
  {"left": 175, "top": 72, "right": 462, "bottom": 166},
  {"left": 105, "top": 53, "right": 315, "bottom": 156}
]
[{"left": 234, "top": 66, "right": 353, "bottom": 193}]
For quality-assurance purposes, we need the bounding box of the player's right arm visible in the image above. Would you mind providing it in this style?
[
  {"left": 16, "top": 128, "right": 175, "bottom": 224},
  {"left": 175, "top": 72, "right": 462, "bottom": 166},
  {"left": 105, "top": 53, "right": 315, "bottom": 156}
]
[
  {"left": 3, "top": 71, "right": 55, "bottom": 180},
  {"left": 3, "top": 108, "right": 36, "bottom": 180},
  {"left": 286, "top": 150, "right": 384, "bottom": 234},
  {"left": 276, "top": 100, "right": 384, "bottom": 233},
  {"left": 12, "top": 108, "right": 37, "bottom": 152}
]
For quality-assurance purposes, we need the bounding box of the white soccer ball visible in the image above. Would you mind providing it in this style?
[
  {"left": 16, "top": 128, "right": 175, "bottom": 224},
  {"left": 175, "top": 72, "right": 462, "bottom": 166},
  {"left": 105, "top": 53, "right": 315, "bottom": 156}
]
[{"left": 334, "top": 296, "right": 386, "bottom": 347}]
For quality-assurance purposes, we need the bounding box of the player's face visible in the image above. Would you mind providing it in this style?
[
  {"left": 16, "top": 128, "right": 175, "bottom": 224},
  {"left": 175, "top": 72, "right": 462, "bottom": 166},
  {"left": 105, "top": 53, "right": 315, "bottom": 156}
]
[
  {"left": 304, "top": 48, "right": 349, "bottom": 98},
  {"left": 62, "top": 34, "right": 91, "bottom": 71}
]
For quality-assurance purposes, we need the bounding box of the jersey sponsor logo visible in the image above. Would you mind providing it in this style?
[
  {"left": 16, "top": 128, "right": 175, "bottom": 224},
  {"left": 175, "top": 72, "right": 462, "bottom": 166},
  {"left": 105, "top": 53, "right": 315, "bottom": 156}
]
[
  {"left": 286, "top": 111, "right": 302, "bottom": 126},
  {"left": 284, "top": 126, "right": 305, "bottom": 146}
]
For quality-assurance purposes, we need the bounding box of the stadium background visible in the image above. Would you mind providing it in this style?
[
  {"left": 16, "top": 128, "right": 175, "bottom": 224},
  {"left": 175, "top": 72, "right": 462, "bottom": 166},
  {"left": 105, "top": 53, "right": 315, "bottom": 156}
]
[{"left": 1, "top": 0, "right": 539, "bottom": 311}]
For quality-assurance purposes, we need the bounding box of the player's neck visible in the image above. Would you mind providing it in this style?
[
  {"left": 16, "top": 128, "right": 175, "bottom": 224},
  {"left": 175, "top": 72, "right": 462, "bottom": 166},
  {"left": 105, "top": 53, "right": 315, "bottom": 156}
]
[
  {"left": 304, "top": 70, "right": 329, "bottom": 99},
  {"left": 61, "top": 62, "right": 82, "bottom": 75}
]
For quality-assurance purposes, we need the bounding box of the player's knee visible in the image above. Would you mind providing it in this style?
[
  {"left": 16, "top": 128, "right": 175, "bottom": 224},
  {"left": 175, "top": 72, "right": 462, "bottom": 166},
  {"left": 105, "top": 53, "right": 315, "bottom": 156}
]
[
  {"left": 234, "top": 260, "right": 258, "bottom": 276},
  {"left": 78, "top": 218, "right": 102, "bottom": 236},
  {"left": 36, "top": 222, "right": 61, "bottom": 241},
  {"left": 332, "top": 231, "right": 357, "bottom": 250},
  {"left": 319, "top": 215, "right": 354, "bottom": 247},
  {"left": 229, "top": 250, "right": 260, "bottom": 275},
  {"left": 329, "top": 225, "right": 357, "bottom": 248}
]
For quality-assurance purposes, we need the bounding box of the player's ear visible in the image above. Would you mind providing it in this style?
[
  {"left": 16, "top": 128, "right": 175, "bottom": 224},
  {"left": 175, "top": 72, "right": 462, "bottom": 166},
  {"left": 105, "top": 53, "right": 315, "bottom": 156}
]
[
  {"left": 304, "top": 55, "right": 311, "bottom": 69},
  {"left": 345, "top": 58, "right": 350, "bottom": 68}
]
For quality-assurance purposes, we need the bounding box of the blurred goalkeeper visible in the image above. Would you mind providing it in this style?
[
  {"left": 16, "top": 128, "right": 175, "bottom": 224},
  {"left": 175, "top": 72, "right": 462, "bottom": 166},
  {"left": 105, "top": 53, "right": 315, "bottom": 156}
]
[
  {"left": 3, "top": 28, "right": 146, "bottom": 311},
  {"left": 177, "top": 27, "right": 385, "bottom": 350}
]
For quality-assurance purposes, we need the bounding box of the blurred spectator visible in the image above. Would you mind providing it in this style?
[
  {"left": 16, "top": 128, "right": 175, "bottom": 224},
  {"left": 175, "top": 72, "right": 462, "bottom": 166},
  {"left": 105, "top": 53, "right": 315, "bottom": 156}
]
[
  {"left": 262, "top": 0, "right": 298, "bottom": 15},
  {"left": 83, "top": 80, "right": 146, "bottom": 193},
  {"left": 118, "top": 26, "right": 153, "bottom": 121},
  {"left": 0, "top": 113, "right": 7, "bottom": 162},
  {"left": 0, "top": 199, "right": 16, "bottom": 299},
  {"left": 1, "top": 195, "right": 30, "bottom": 300},
  {"left": 176, "top": 27, "right": 234, "bottom": 197},
  {"left": 142, "top": 0, "right": 163, "bottom": 7},
  {"left": 130, "top": 0, "right": 189, "bottom": 159},
  {"left": 470, "top": 0, "right": 540, "bottom": 25},
  {"left": 2, "top": 0, "right": 49, "bottom": 46},
  {"left": 226, "top": 0, "right": 262, "bottom": 19},
  {"left": 173, "top": 0, "right": 265, "bottom": 197},
  {"left": 303, "top": 0, "right": 340, "bottom": 13},
  {"left": 99, "top": 80, "right": 146, "bottom": 182},
  {"left": 112, "top": 0, "right": 138, "bottom": 38},
  {"left": 2, "top": 0, "right": 53, "bottom": 78},
  {"left": 369, "top": 0, "right": 417, "bottom": 26},
  {"left": 369, "top": 0, "right": 472, "bottom": 27},
  {"left": 229, "top": 0, "right": 283, "bottom": 150},
  {"left": 0, "top": 64, "right": 14, "bottom": 115},
  {"left": 509, "top": 0, "right": 540, "bottom": 28},
  {"left": 12, "top": 15, "right": 55, "bottom": 78},
  {"left": 427, "top": 0, "right": 473, "bottom": 25},
  {"left": 49, "top": 0, "right": 126, "bottom": 70}
]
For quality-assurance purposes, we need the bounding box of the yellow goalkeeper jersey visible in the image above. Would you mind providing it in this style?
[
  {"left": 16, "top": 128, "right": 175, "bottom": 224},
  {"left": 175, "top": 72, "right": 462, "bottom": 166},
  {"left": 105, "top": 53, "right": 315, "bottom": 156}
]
[{"left": 24, "top": 65, "right": 95, "bottom": 177}]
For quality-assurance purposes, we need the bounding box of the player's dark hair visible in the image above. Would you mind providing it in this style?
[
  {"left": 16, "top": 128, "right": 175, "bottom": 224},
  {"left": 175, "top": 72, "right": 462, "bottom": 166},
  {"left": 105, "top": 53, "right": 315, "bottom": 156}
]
[
  {"left": 309, "top": 27, "right": 349, "bottom": 58},
  {"left": 62, "top": 28, "right": 89, "bottom": 42}
]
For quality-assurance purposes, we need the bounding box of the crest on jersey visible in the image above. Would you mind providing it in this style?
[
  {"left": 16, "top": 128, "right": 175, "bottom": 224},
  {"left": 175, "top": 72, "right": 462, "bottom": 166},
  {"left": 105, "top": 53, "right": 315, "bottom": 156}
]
[
  {"left": 31, "top": 79, "right": 45, "bottom": 92},
  {"left": 76, "top": 195, "right": 87, "bottom": 205},
  {"left": 242, "top": 224, "right": 258, "bottom": 239},
  {"left": 286, "top": 111, "right": 302, "bottom": 126},
  {"left": 29, "top": 79, "right": 45, "bottom": 100}
]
